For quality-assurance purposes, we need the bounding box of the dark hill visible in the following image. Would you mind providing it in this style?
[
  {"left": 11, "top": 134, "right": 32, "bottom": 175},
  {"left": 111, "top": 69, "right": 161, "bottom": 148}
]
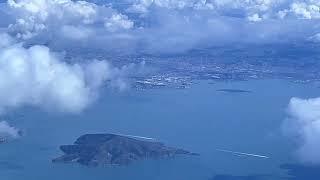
[{"left": 53, "top": 133, "right": 198, "bottom": 166}]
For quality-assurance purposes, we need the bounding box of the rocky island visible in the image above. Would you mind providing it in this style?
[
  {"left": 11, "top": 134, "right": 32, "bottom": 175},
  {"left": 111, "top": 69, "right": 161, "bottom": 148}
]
[{"left": 53, "top": 133, "right": 198, "bottom": 166}]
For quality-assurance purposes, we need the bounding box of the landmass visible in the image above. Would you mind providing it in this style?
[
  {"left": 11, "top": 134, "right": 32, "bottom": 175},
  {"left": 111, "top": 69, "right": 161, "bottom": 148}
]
[
  {"left": 52, "top": 133, "right": 198, "bottom": 166},
  {"left": 216, "top": 89, "right": 252, "bottom": 93}
]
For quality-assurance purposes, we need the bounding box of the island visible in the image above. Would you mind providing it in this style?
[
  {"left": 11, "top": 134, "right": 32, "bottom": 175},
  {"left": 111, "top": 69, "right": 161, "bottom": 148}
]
[
  {"left": 216, "top": 89, "right": 252, "bottom": 93},
  {"left": 52, "top": 133, "right": 198, "bottom": 166}
]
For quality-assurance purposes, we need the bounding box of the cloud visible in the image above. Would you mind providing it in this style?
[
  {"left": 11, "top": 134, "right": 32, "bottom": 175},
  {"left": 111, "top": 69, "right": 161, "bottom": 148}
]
[
  {"left": 1, "top": 0, "right": 320, "bottom": 55},
  {"left": 0, "top": 121, "right": 20, "bottom": 140},
  {"left": 0, "top": 32, "right": 15, "bottom": 47},
  {"left": 0, "top": 2, "right": 145, "bottom": 118},
  {"left": 283, "top": 97, "right": 320, "bottom": 164},
  {"left": 6, "top": 0, "right": 134, "bottom": 39},
  {"left": 104, "top": 14, "right": 134, "bottom": 32},
  {"left": 0, "top": 36, "right": 114, "bottom": 113},
  {"left": 280, "top": 2, "right": 320, "bottom": 19},
  {"left": 129, "top": 0, "right": 320, "bottom": 20}
]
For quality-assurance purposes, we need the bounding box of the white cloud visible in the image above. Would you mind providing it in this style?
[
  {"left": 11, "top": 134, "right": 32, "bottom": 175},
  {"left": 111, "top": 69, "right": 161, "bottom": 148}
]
[
  {"left": 0, "top": 36, "right": 112, "bottom": 113},
  {"left": 248, "top": 13, "right": 263, "bottom": 22},
  {"left": 281, "top": 2, "right": 320, "bottom": 19},
  {"left": 128, "top": 0, "right": 320, "bottom": 21},
  {"left": 0, "top": 2, "right": 144, "bottom": 119},
  {"left": 308, "top": 32, "right": 320, "bottom": 42},
  {"left": 2, "top": 0, "right": 320, "bottom": 54},
  {"left": 0, "top": 33, "right": 15, "bottom": 47},
  {"left": 0, "top": 121, "right": 20, "bottom": 140},
  {"left": 6, "top": 0, "right": 133, "bottom": 39},
  {"left": 104, "top": 14, "right": 134, "bottom": 32},
  {"left": 284, "top": 97, "right": 320, "bottom": 164},
  {"left": 7, "top": 0, "right": 96, "bottom": 39}
]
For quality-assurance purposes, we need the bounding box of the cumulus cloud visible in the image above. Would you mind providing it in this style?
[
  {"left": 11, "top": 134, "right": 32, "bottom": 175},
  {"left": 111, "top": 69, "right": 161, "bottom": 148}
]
[
  {"left": 0, "top": 35, "right": 114, "bottom": 113},
  {"left": 279, "top": 1, "right": 320, "bottom": 19},
  {"left": 283, "top": 97, "right": 320, "bottom": 164},
  {"left": 1, "top": 0, "right": 320, "bottom": 54},
  {"left": 104, "top": 14, "right": 134, "bottom": 32},
  {"left": 0, "top": 121, "right": 20, "bottom": 140},
  {"left": 0, "top": 2, "right": 146, "bottom": 119},
  {"left": 129, "top": 0, "right": 320, "bottom": 20},
  {"left": 6, "top": 0, "right": 134, "bottom": 39}
]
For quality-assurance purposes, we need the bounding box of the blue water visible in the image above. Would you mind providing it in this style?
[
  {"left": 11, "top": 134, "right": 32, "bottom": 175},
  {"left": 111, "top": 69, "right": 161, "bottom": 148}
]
[{"left": 1, "top": 79, "right": 319, "bottom": 180}]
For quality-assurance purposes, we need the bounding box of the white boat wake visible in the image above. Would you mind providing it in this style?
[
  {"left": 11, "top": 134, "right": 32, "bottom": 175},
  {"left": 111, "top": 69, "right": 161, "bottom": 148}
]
[
  {"left": 216, "top": 149, "right": 270, "bottom": 159},
  {"left": 117, "top": 134, "right": 156, "bottom": 141}
]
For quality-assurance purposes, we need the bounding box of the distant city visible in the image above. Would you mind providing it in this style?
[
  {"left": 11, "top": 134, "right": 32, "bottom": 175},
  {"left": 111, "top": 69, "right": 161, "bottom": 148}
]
[{"left": 65, "top": 43, "right": 320, "bottom": 90}]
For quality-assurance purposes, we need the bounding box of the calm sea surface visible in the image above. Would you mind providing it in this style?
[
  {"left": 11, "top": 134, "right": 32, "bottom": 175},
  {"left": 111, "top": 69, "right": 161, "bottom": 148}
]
[{"left": 1, "top": 79, "right": 319, "bottom": 180}]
